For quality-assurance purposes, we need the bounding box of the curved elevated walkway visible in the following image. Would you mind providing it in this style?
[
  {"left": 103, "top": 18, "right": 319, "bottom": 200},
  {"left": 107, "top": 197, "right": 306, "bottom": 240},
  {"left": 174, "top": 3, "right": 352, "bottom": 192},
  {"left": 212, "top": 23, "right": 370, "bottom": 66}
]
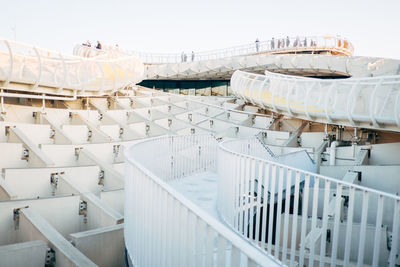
[
  {"left": 231, "top": 70, "right": 400, "bottom": 132},
  {"left": 125, "top": 134, "right": 400, "bottom": 266},
  {"left": 75, "top": 36, "right": 400, "bottom": 81},
  {"left": 0, "top": 39, "right": 144, "bottom": 97}
]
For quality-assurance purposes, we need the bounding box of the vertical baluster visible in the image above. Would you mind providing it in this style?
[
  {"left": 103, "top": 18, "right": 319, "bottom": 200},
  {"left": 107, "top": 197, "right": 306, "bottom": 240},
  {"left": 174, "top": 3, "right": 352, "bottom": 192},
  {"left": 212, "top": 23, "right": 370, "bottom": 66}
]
[
  {"left": 330, "top": 184, "right": 343, "bottom": 266},
  {"left": 343, "top": 187, "right": 355, "bottom": 266},
  {"left": 254, "top": 161, "right": 263, "bottom": 246},
  {"left": 319, "top": 180, "right": 331, "bottom": 267},
  {"left": 309, "top": 176, "right": 320, "bottom": 267},
  {"left": 282, "top": 169, "right": 292, "bottom": 263},
  {"left": 243, "top": 157, "right": 251, "bottom": 239},
  {"left": 372, "top": 195, "right": 384, "bottom": 267},
  {"left": 166, "top": 194, "right": 174, "bottom": 267},
  {"left": 248, "top": 159, "right": 256, "bottom": 242},
  {"left": 147, "top": 179, "right": 154, "bottom": 267},
  {"left": 357, "top": 191, "right": 369, "bottom": 267},
  {"left": 234, "top": 154, "right": 241, "bottom": 230},
  {"left": 274, "top": 166, "right": 284, "bottom": 260},
  {"left": 289, "top": 171, "right": 301, "bottom": 266},
  {"left": 217, "top": 235, "right": 227, "bottom": 267},
  {"left": 173, "top": 202, "right": 181, "bottom": 267},
  {"left": 231, "top": 245, "right": 241, "bottom": 267},
  {"left": 261, "top": 163, "right": 271, "bottom": 248},
  {"left": 195, "top": 217, "right": 205, "bottom": 266},
  {"left": 299, "top": 174, "right": 311, "bottom": 266},
  {"left": 187, "top": 213, "right": 197, "bottom": 266},
  {"left": 267, "top": 165, "right": 277, "bottom": 253},
  {"left": 388, "top": 200, "right": 400, "bottom": 267},
  {"left": 205, "top": 225, "right": 215, "bottom": 267},
  {"left": 238, "top": 157, "right": 245, "bottom": 234}
]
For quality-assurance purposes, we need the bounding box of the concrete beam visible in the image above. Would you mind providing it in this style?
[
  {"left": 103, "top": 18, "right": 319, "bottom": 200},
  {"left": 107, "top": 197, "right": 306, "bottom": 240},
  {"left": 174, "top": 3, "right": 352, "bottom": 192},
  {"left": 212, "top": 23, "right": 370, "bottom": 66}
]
[
  {"left": 19, "top": 208, "right": 97, "bottom": 267},
  {"left": 88, "top": 102, "right": 142, "bottom": 140},
  {"left": 8, "top": 126, "right": 55, "bottom": 167},
  {"left": 0, "top": 177, "right": 17, "bottom": 200},
  {"left": 71, "top": 113, "right": 114, "bottom": 143},
  {"left": 282, "top": 121, "right": 308, "bottom": 147},
  {"left": 69, "top": 224, "right": 124, "bottom": 267},
  {"left": 40, "top": 113, "right": 73, "bottom": 145}
]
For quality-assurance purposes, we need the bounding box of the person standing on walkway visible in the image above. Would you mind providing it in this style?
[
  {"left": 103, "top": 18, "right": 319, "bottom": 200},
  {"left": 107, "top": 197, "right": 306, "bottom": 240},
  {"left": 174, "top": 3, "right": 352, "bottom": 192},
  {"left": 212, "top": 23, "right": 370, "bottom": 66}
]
[
  {"left": 255, "top": 38, "right": 260, "bottom": 52},
  {"left": 270, "top": 38, "right": 275, "bottom": 50},
  {"left": 286, "top": 36, "right": 290, "bottom": 47},
  {"left": 191, "top": 51, "right": 195, "bottom": 62},
  {"left": 96, "top": 41, "right": 102, "bottom": 50}
]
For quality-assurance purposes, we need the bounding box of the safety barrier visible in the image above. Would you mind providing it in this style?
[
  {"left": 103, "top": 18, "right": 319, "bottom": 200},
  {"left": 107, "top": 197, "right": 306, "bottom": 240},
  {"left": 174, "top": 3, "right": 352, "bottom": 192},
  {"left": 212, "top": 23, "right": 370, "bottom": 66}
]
[
  {"left": 231, "top": 70, "right": 400, "bottom": 132},
  {"left": 75, "top": 35, "right": 353, "bottom": 64},
  {"left": 0, "top": 38, "right": 144, "bottom": 96},
  {"left": 124, "top": 134, "right": 282, "bottom": 267},
  {"left": 218, "top": 138, "right": 400, "bottom": 267}
]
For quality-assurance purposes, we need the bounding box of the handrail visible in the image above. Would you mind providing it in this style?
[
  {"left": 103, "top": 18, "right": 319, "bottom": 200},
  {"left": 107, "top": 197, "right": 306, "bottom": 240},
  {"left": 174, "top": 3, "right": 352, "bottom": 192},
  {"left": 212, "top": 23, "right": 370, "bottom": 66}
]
[
  {"left": 231, "top": 70, "right": 400, "bottom": 132},
  {"left": 217, "top": 137, "right": 400, "bottom": 266},
  {"left": 0, "top": 38, "right": 144, "bottom": 96},
  {"left": 74, "top": 35, "right": 354, "bottom": 64},
  {"left": 124, "top": 134, "right": 282, "bottom": 266}
]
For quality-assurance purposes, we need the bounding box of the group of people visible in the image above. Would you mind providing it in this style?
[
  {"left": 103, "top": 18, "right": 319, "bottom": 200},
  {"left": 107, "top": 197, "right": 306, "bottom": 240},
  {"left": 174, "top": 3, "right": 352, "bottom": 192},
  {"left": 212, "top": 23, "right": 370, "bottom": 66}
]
[
  {"left": 82, "top": 40, "right": 103, "bottom": 50},
  {"left": 181, "top": 51, "right": 195, "bottom": 62},
  {"left": 255, "top": 36, "right": 317, "bottom": 52}
]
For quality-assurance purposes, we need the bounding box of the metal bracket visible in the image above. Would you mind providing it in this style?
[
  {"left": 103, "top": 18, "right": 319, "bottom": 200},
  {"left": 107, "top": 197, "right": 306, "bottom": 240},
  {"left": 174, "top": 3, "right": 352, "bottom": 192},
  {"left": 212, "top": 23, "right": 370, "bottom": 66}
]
[
  {"left": 74, "top": 147, "right": 82, "bottom": 160},
  {"left": 98, "top": 170, "right": 105, "bottom": 185},
  {"left": 113, "top": 144, "right": 120, "bottom": 157},
  {"left": 13, "top": 206, "right": 29, "bottom": 230},
  {"left": 87, "top": 130, "right": 92, "bottom": 141},
  {"left": 49, "top": 128, "right": 55, "bottom": 139},
  {"left": 5, "top": 125, "right": 10, "bottom": 136},
  {"left": 45, "top": 248, "right": 56, "bottom": 267},
  {"left": 21, "top": 148, "right": 29, "bottom": 161},
  {"left": 79, "top": 200, "right": 87, "bottom": 216},
  {"left": 50, "top": 172, "right": 64, "bottom": 195}
]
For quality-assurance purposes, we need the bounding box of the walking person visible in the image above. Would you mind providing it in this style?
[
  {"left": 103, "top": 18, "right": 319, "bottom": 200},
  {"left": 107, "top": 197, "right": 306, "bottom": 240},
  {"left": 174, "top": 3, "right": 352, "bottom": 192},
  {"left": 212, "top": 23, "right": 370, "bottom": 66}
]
[
  {"left": 191, "top": 51, "right": 195, "bottom": 62},
  {"left": 270, "top": 37, "right": 275, "bottom": 50},
  {"left": 255, "top": 38, "right": 260, "bottom": 52},
  {"left": 286, "top": 36, "right": 290, "bottom": 47},
  {"left": 96, "top": 40, "right": 102, "bottom": 50}
]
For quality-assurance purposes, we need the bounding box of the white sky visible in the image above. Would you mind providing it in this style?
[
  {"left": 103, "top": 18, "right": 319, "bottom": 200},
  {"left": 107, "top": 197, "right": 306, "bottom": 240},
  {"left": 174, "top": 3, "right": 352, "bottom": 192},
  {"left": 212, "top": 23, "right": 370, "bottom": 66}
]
[{"left": 1, "top": 0, "right": 399, "bottom": 59}]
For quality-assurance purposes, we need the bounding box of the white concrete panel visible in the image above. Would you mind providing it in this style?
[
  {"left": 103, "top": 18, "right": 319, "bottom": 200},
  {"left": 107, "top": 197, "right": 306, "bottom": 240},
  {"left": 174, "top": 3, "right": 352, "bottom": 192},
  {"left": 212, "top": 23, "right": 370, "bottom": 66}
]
[
  {"left": 100, "top": 190, "right": 124, "bottom": 215},
  {"left": 0, "top": 143, "right": 27, "bottom": 169},
  {"left": 69, "top": 224, "right": 124, "bottom": 267},
  {"left": 0, "top": 240, "right": 47, "bottom": 267}
]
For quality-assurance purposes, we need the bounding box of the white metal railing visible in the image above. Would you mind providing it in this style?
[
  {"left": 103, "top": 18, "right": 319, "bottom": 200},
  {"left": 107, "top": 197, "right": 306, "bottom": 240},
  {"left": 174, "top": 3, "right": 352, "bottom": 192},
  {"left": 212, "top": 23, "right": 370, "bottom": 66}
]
[
  {"left": 231, "top": 70, "right": 400, "bottom": 132},
  {"left": 75, "top": 35, "right": 353, "bottom": 64},
  {"left": 218, "top": 138, "right": 400, "bottom": 267},
  {"left": 0, "top": 38, "right": 144, "bottom": 96},
  {"left": 125, "top": 134, "right": 282, "bottom": 267}
]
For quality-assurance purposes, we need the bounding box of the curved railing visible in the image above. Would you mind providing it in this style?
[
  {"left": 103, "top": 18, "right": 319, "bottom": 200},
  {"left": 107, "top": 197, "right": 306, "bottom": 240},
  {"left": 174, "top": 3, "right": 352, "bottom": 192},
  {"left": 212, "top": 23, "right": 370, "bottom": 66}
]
[
  {"left": 231, "top": 70, "right": 400, "bottom": 132},
  {"left": 0, "top": 38, "right": 144, "bottom": 96},
  {"left": 124, "top": 134, "right": 281, "bottom": 267},
  {"left": 75, "top": 35, "right": 353, "bottom": 64},
  {"left": 218, "top": 138, "right": 400, "bottom": 266}
]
